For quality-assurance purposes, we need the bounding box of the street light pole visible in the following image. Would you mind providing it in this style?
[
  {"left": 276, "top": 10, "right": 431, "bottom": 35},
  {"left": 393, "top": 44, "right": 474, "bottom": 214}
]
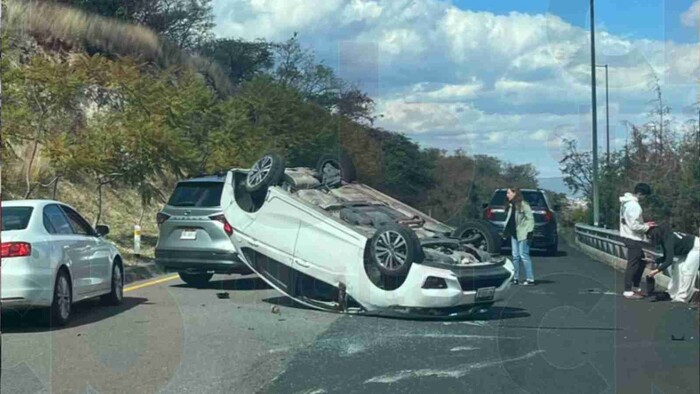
[
  {"left": 596, "top": 64, "right": 610, "bottom": 165},
  {"left": 590, "top": 0, "right": 600, "bottom": 227}
]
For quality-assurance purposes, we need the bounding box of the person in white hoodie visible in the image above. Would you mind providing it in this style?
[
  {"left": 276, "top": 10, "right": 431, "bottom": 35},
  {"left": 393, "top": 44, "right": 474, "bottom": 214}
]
[{"left": 619, "top": 183, "right": 656, "bottom": 299}]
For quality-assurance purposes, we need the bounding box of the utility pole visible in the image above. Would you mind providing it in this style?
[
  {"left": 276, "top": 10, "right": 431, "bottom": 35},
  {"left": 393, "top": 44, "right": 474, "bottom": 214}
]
[
  {"left": 590, "top": 0, "right": 600, "bottom": 227},
  {"left": 596, "top": 64, "right": 610, "bottom": 165}
]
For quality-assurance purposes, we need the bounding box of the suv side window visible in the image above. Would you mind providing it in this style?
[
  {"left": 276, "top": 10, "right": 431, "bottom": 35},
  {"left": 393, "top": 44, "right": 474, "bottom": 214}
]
[
  {"left": 60, "top": 205, "right": 96, "bottom": 236},
  {"left": 44, "top": 205, "right": 74, "bottom": 235}
]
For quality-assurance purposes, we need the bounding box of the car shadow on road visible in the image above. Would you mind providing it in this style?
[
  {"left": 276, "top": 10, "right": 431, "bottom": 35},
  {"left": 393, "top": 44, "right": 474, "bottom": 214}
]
[
  {"left": 1, "top": 296, "right": 147, "bottom": 333},
  {"left": 173, "top": 275, "right": 272, "bottom": 291},
  {"left": 262, "top": 296, "right": 531, "bottom": 322}
]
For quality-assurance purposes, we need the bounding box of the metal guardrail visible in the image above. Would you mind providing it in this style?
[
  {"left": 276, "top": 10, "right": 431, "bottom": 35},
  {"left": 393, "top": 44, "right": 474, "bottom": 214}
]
[{"left": 574, "top": 223, "right": 700, "bottom": 291}]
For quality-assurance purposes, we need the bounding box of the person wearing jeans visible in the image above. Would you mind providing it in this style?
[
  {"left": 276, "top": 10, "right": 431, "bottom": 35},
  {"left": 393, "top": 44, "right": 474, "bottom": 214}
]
[{"left": 504, "top": 188, "right": 536, "bottom": 285}]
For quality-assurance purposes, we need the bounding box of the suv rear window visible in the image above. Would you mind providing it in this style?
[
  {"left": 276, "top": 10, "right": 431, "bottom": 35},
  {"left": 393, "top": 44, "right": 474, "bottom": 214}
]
[
  {"left": 489, "top": 190, "right": 549, "bottom": 209},
  {"left": 167, "top": 182, "right": 224, "bottom": 207},
  {"left": 2, "top": 207, "right": 34, "bottom": 231}
]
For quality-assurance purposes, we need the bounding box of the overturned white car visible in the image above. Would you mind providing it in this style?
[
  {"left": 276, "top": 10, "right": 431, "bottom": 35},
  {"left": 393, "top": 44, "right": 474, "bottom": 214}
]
[{"left": 221, "top": 153, "right": 514, "bottom": 318}]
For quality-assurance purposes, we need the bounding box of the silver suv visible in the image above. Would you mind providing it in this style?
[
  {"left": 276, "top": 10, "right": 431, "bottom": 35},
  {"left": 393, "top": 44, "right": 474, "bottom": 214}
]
[{"left": 155, "top": 175, "right": 250, "bottom": 287}]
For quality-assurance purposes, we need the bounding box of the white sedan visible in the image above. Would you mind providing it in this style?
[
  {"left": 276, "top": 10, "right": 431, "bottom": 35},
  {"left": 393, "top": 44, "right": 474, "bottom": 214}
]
[
  {"left": 222, "top": 153, "right": 514, "bottom": 318},
  {"left": 1, "top": 200, "right": 124, "bottom": 326}
]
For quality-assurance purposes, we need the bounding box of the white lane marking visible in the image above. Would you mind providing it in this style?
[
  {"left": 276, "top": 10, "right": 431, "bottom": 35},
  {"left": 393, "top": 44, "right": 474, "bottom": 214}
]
[
  {"left": 403, "top": 334, "right": 521, "bottom": 340},
  {"left": 364, "top": 350, "right": 545, "bottom": 384},
  {"left": 342, "top": 343, "right": 365, "bottom": 357},
  {"left": 450, "top": 346, "right": 480, "bottom": 352},
  {"left": 268, "top": 347, "right": 291, "bottom": 354}
]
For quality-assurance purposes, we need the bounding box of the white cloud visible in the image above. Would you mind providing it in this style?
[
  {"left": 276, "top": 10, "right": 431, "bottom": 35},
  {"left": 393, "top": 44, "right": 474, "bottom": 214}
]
[
  {"left": 681, "top": 1, "right": 699, "bottom": 27},
  {"left": 530, "top": 129, "right": 550, "bottom": 141},
  {"left": 212, "top": 0, "right": 699, "bottom": 176}
]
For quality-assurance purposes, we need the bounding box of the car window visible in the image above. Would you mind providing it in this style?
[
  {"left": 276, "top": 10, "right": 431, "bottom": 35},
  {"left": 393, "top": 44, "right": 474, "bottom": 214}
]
[
  {"left": 44, "top": 205, "right": 74, "bottom": 235},
  {"left": 489, "top": 191, "right": 548, "bottom": 209},
  {"left": 522, "top": 192, "right": 548, "bottom": 209},
  {"left": 60, "top": 206, "right": 96, "bottom": 236},
  {"left": 489, "top": 191, "right": 507, "bottom": 207},
  {"left": 167, "top": 182, "right": 224, "bottom": 207},
  {"left": 1, "top": 207, "right": 34, "bottom": 231}
]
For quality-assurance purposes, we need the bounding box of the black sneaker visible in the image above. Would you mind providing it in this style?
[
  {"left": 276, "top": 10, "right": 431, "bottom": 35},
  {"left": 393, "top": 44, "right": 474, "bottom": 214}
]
[
  {"left": 522, "top": 280, "right": 535, "bottom": 286},
  {"left": 511, "top": 279, "right": 519, "bottom": 285}
]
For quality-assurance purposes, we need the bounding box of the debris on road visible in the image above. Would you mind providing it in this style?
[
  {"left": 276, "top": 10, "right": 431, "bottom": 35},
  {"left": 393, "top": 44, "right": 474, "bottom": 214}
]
[
  {"left": 271, "top": 305, "right": 281, "bottom": 314},
  {"left": 217, "top": 292, "right": 230, "bottom": 299},
  {"left": 671, "top": 335, "right": 685, "bottom": 341}
]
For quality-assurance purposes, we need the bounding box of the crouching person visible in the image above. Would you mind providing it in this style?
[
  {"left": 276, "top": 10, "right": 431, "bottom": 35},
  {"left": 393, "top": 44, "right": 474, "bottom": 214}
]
[{"left": 647, "top": 224, "right": 700, "bottom": 303}]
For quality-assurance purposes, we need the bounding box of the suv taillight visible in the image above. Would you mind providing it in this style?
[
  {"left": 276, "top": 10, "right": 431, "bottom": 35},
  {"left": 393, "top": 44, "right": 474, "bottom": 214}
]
[
  {"left": 544, "top": 210, "right": 554, "bottom": 222},
  {"left": 156, "top": 212, "right": 171, "bottom": 226},
  {"left": 485, "top": 208, "right": 494, "bottom": 220},
  {"left": 1, "top": 242, "right": 32, "bottom": 258},
  {"left": 210, "top": 214, "right": 233, "bottom": 236}
]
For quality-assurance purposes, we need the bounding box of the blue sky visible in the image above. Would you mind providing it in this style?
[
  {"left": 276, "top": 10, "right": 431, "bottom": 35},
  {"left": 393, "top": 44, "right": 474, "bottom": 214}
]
[
  {"left": 453, "top": 0, "right": 697, "bottom": 43},
  {"left": 212, "top": 0, "right": 699, "bottom": 178}
]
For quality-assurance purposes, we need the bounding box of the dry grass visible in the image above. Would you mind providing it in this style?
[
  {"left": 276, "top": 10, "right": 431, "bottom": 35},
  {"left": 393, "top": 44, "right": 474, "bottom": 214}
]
[
  {"left": 3, "top": 156, "right": 165, "bottom": 265},
  {"left": 3, "top": 0, "right": 232, "bottom": 95}
]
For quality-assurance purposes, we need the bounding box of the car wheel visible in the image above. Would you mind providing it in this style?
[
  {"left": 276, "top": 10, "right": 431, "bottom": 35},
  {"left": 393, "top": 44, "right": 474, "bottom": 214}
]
[
  {"left": 46, "top": 270, "right": 72, "bottom": 327},
  {"left": 452, "top": 219, "right": 501, "bottom": 254},
  {"left": 179, "top": 272, "right": 213, "bottom": 288},
  {"left": 370, "top": 223, "right": 422, "bottom": 277},
  {"left": 316, "top": 151, "right": 357, "bottom": 186},
  {"left": 547, "top": 240, "right": 558, "bottom": 256},
  {"left": 245, "top": 153, "right": 285, "bottom": 193},
  {"left": 101, "top": 261, "right": 124, "bottom": 306}
]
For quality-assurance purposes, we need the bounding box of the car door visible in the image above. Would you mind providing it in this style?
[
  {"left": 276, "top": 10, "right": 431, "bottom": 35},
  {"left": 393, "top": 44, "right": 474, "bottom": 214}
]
[
  {"left": 60, "top": 205, "right": 109, "bottom": 295},
  {"left": 43, "top": 204, "right": 93, "bottom": 296}
]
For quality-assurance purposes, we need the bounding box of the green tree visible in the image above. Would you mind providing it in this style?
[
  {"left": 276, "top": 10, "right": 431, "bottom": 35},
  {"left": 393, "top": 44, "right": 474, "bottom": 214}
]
[{"left": 198, "top": 38, "right": 274, "bottom": 85}]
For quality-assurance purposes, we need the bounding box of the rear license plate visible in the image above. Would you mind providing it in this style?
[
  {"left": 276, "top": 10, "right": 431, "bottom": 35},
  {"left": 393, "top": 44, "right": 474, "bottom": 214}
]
[
  {"left": 180, "top": 230, "right": 197, "bottom": 240},
  {"left": 476, "top": 287, "right": 495, "bottom": 301}
]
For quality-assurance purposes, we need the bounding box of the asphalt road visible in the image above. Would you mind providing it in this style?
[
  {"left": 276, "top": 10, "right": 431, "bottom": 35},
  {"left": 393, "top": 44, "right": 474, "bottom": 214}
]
[{"left": 2, "top": 241, "right": 698, "bottom": 394}]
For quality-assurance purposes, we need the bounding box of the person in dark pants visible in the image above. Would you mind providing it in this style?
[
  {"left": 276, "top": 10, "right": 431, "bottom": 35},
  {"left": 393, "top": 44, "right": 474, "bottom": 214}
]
[{"left": 619, "top": 183, "right": 655, "bottom": 299}]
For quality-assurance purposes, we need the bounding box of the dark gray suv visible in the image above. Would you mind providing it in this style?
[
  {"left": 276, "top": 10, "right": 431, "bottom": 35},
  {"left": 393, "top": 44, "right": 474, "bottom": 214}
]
[
  {"left": 155, "top": 175, "right": 250, "bottom": 287},
  {"left": 483, "top": 189, "right": 559, "bottom": 255}
]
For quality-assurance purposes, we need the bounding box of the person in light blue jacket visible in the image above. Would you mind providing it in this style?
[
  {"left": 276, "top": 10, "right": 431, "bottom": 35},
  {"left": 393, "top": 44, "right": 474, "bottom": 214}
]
[{"left": 504, "top": 188, "right": 536, "bottom": 285}]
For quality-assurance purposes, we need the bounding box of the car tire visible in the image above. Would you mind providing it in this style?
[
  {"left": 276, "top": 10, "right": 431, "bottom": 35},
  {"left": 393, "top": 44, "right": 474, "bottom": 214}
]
[
  {"left": 546, "top": 240, "right": 558, "bottom": 256},
  {"left": 101, "top": 261, "right": 124, "bottom": 306},
  {"left": 452, "top": 219, "right": 501, "bottom": 254},
  {"left": 179, "top": 272, "right": 213, "bottom": 288},
  {"left": 245, "top": 153, "right": 285, "bottom": 193},
  {"left": 45, "top": 269, "right": 72, "bottom": 327},
  {"left": 316, "top": 151, "right": 357, "bottom": 185},
  {"left": 370, "top": 223, "right": 422, "bottom": 277}
]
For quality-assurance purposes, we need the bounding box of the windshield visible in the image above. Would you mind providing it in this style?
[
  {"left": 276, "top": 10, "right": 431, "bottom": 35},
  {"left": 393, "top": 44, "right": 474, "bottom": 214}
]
[
  {"left": 2, "top": 207, "right": 34, "bottom": 231},
  {"left": 167, "top": 182, "right": 224, "bottom": 207}
]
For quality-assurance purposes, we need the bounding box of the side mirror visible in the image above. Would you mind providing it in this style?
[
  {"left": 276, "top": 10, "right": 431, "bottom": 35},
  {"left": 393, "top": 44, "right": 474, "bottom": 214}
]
[
  {"left": 482, "top": 203, "right": 489, "bottom": 209},
  {"left": 96, "top": 225, "right": 110, "bottom": 237}
]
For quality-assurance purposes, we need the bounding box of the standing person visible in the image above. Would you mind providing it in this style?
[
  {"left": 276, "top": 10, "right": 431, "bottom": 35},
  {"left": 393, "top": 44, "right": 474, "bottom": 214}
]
[
  {"left": 505, "top": 188, "right": 535, "bottom": 285},
  {"left": 619, "top": 182, "right": 655, "bottom": 299},
  {"left": 646, "top": 224, "right": 700, "bottom": 303}
]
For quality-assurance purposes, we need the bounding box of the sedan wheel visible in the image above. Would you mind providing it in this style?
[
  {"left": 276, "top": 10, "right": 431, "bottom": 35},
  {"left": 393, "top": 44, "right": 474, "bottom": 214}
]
[
  {"left": 102, "top": 262, "right": 124, "bottom": 305},
  {"left": 46, "top": 270, "right": 72, "bottom": 327}
]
